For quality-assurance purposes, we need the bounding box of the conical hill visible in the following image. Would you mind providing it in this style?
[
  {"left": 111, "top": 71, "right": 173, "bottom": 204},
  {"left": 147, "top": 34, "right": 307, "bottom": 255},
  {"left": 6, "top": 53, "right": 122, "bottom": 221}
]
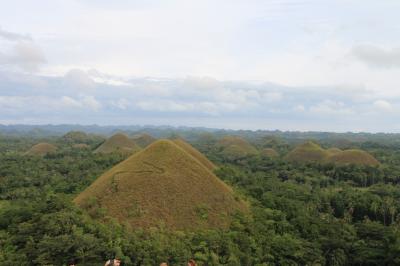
[
  {"left": 75, "top": 140, "right": 246, "bottom": 229},
  {"left": 217, "top": 136, "right": 258, "bottom": 160},
  {"left": 285, "top": 141, "right": 328, "bottom": 163},
  {"left": 326, "top": 149, "right": 379, "bottom": 166},
  {"left": 172, "top": 138, "right": 216, "bottom": 171},
  {"left": 25, "top": 143, "right": 57, "bottom": 156},
  {"left": 132, "top": 133, "right": 156, "bottom": 148},
  {"left": 94, "top": 133, "right": 141, "bottom": 154}
]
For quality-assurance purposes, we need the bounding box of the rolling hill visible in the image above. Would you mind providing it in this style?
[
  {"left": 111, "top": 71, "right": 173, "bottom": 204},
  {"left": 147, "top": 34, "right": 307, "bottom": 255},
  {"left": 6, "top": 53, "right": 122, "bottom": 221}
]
[
  {"left": 286, "top": 141, "right": 379, "bottom": 166},
  {"left": 131, "top": 133, "right": 156, "bottom": 148},
  {"left": 326, "top": 149, "right": 379, "bottom": 166},
  {"left": 25, "top": 143, "right": 57, "bottom": 156},
  {"left": 261, "top": 148, "right": 279, "bottom": 158},
  {"left": 75, "top": 139, "right": 246, "bottom": 230},
  {"left": 217, "top": 136, "right": 259, "bottom": 160},
  {"left": 285, "top": 141, "right": 328, "bottom": 163},
  {"left": 94, "top": 133, "right": 141, "bottom": 154}
]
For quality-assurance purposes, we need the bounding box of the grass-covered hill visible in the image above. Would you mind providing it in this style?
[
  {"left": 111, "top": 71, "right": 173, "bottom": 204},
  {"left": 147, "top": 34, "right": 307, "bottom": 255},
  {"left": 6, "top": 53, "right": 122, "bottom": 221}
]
[
  {"left": 285, "top": 141, "right": 328, "bottom": 163},
  {"left": 25, "top": 142, "right": 57, "bottom": 156},
  {"left": 217, "top": 136, "right": 259, "bottom": 160},
  {"left": 286, "top": 141, "right": 379, "bottom": 166},
  {"left": 172, "top": 138, "right": 216, "bottom": 171},
  {"left": 326, "top": 149, "right": 380, "bottom": 166},
  {"left": 326, "top": 147, "right": 342, "bottom": 155},
  {"left": 131, "top": 133, "right": 156, "bottom": 148},
  {"left": 260, "top": 148, "right": 279, "bottom": 158},
  {"left": 94, "top": 133, "right": 141, "bottom": 154},
  {"left": 62, "top": 131, "right": 90, "bottom": 143},
  {"left": 75, "top": 139, "right": 246, "bottom": 230}
]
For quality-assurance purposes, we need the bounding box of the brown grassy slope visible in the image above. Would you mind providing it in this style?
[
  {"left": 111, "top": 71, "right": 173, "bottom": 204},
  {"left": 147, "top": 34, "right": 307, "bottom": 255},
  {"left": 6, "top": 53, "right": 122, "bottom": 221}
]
[
  {"left": 326, "top": 147, "right": 342, "bottom": 156},
  {"left": 217, "top": 136, "right": 259, "bottom": 159},
  {"left": 75, "top": 139, "right": 246, "bottom": 230},
  {"left": 132, "top": 133, "right": 157, "bottom": 148},
  {"left": 25, "top": 143, "right": 57, "bottom": 156},
  {"left": 261, "top": 148, "right": 279, "bottom": 158},
  {"left": 326, "top": 149, "right": 379, "bottom": 166},
  {"left": 94, "top": 133, "right": 141, "bottom": 154},
  {"left": 172, "top": 138, "right": 216, "bottom": 171},
  {"left": 285, "top": 141, "right": 328, "bottom": 163}
]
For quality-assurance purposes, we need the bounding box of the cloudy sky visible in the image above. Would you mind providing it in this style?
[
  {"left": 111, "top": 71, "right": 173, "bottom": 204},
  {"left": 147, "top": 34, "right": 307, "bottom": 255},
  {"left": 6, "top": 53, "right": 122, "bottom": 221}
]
[{"left": 1, "top": 0, "right": 400, "bottom": 132}]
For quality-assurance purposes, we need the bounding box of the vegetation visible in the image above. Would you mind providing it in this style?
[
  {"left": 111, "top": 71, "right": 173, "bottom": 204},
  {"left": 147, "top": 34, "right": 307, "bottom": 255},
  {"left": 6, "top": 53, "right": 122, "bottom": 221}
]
[{"left": 0, "top": 130, "right": 399, "bottom": 265}]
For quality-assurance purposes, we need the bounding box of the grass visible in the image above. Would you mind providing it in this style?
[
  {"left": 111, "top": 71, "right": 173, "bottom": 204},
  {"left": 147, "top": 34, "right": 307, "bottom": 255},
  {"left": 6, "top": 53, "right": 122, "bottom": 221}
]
[
  {"left": 326, "top": 149, "right": 380, "bottom": 166},
  {"left": 261, "top": 148, "right": 279, "bottom": 158},
  {"left": 131, "top": 133, "right": 156, "bottom": 148},
  {"left": 217, "top": 136, "right": 259, "bottom": 159},
  {"left": 75, "top": 139, "right": 247, "bottom": 230},
  {"left": 285, "top": 141, "right": 328, "bottom": 163},
  {"left": 94, "top": 133, "right": 141, "bottom": 154},
  {"left": 172, "top": 138, "right": 216, "bottom": 171},
  {"left": 25, "top": 143, "right": 57, "bottom": 156}
]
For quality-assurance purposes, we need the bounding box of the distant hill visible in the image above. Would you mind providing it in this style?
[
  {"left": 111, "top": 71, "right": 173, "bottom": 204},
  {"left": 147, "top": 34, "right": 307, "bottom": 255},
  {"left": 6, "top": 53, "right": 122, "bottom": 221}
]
[
  {"left": 94, "top": 133, "right": 141, "bottom": 154},
  {"left": 131, "top": 133, "right": 156, "bottom": 148},
  {"left": 326, "top": 149, "right": 379, "bottom": 166},
  {"left": 285, "top": 141, "right": 328, "bottom": 163},
  {"left": 326, "top": 147, "right": 342, "bottom": 155},
  {"left": 286, "top": 141, "right": 379, "bottom": 166},
  {"left": 217, "top": 136, "right": 259, "bottom": 160},
  {"left": 72, "top": 143, "right": 90, "bottom": 149},
  {"left": 75, "top": 139, "right": 246, "bottom": 230},
  {"left": 172, "top": 138, "right": 216, "bottom": 171},
  {"left": 261, "top": 148, "right": 279, "bottom": 158},
  {"left": 62, "top": 131, "right": 89, "bottom": 143},
  {"left": 25, "top": 143, "right": 57, "bottom": 156}
]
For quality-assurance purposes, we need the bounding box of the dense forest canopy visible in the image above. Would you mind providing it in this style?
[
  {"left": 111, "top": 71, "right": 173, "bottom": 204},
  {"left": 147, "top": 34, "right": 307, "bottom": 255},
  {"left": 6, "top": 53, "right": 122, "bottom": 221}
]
[{"left": 0, "top": 126, "right": 399, "bottom": 265}]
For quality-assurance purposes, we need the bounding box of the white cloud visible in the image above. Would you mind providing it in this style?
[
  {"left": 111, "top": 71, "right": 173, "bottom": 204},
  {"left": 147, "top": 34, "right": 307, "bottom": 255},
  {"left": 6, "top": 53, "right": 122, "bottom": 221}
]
[
  {"left": 309, "top": 100, "right": 354, "bottom": 116},
  {"left": 351, "top": 45, "right": 400, "bottom": 68},
  {"left": 373, "top": 99, "right": 393, "bottom": 112}
]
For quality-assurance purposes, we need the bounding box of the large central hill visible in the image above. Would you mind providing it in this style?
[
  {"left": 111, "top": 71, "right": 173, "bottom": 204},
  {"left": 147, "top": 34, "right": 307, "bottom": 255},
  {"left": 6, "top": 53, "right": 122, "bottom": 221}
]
[
  {"left": 75, "top": 139, "right": 246, "bottom": 229},
  {"left": 94, "top": 133, "right": 141, "bottom": 154},
  {"left": 172, "top": 138, "right": 216, "bottom": 171}
]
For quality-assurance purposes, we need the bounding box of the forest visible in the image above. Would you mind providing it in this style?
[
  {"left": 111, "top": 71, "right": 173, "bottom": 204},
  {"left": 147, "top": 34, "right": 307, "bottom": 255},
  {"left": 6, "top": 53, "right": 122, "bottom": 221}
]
[{"left": 0, "top": 128, "right": 399, "bottom": 266}]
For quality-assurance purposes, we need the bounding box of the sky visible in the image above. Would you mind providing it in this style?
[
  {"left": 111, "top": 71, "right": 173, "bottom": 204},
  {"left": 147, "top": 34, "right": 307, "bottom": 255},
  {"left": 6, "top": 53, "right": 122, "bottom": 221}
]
[{"left": 1, "top": 0, "right": 400, "bottom": 132}]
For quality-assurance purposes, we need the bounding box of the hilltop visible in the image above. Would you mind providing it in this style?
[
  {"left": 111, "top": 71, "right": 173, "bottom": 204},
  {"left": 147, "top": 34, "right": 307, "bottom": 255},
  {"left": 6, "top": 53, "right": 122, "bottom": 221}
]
[
  {"left": 217, "top": 136, "right": 259, "bottom": 160},
  {"left": 94, "top": 133, "right": 141, "bottom": 154},
  {"left": 25, "top": 143, "right": 57, "bottom": 156},
  {"left": 286, "top": 142, "right": 379, "bottom": 166},
  {"left": 261, "top": 148, "right": 279, "bottom": 158},
  {"left": 326, "top": 149, "right": 379, "bottom": 166},
  {"left": 172, "top": 138, "right": 216, "bottom": 171},
  {"left": 62, "top": 131, "right": 90, "bottom": 143},
  {"left": 285, "top": 141, "right": 328, "bottom": 163},
  {"left": 131, "top": 133, "right": 156, "bottom": 148},
  {"left": 75, "top": 139, "right": 246, "bottom": 230}
]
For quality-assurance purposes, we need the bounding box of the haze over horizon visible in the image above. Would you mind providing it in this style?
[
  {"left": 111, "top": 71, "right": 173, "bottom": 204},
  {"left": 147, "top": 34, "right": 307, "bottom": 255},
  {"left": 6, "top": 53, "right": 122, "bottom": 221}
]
[{"left": 1, "top": 0, "right": 400, "bottom": 132}]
